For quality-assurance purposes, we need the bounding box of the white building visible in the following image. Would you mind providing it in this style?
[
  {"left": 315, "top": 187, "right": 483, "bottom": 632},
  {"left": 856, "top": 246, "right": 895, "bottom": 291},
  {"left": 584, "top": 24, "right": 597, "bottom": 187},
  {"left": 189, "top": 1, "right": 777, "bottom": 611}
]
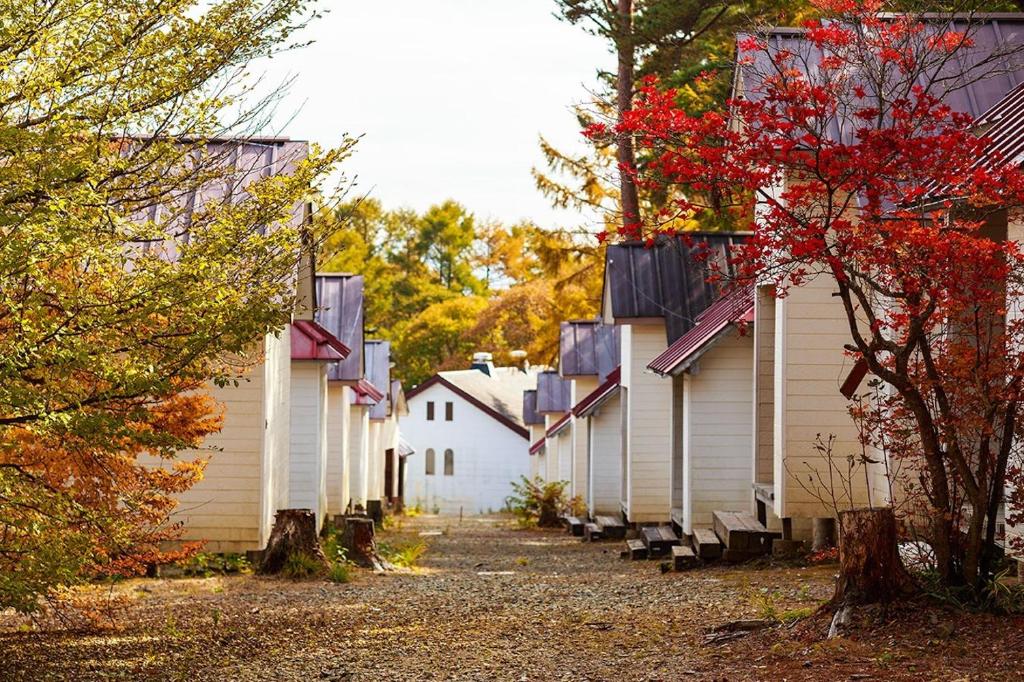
[{"left": 404, "top": 357, "right": 536, "bottom": 515}]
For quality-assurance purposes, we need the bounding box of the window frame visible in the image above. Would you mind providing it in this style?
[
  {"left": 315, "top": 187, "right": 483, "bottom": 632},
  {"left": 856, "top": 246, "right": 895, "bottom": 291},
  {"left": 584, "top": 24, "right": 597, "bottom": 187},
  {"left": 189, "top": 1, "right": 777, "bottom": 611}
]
[
  {"left": 425, "top": 448, "right": 436, "bottom": 475},
  {"left": 443, "top": 448, "right": 454, "bottom": 476}
]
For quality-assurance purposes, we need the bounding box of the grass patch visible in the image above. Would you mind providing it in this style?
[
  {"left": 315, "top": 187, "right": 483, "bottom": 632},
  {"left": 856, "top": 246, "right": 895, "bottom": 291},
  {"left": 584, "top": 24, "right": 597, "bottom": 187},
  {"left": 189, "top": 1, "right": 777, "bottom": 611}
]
[
  {"left": 281, "top": 552, "right": 324, "bottom": 580},
  {"left": 379, "top": 541, "right": 427, "bottom": 569},
  {"left": 327, "top": 562, "right": 352, "bottom": 584}
]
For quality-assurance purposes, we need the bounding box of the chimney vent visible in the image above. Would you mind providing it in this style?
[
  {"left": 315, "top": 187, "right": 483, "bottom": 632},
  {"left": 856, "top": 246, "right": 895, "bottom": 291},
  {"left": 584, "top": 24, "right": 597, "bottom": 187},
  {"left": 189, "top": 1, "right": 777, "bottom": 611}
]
[{"left": 470, "top": 352, "right": 495, "bottom": 376}]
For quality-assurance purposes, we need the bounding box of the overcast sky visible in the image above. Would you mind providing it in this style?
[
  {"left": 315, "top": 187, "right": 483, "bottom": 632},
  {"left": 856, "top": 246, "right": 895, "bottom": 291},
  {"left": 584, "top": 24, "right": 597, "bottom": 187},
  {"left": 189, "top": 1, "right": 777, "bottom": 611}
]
[{"left": 255, "top": 0, "right": 610, "bottom": 229}]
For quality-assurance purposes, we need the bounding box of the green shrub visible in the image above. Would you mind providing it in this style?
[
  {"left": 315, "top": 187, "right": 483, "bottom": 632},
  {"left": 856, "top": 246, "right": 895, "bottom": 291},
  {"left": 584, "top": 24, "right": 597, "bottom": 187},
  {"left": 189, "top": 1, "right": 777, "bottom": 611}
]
[
  {"left": 505, "top": 476, "right": 568, "bottom": 528},
  {"left": 327, "top": 562, "right": 351, "bottom": 584},
  {"left": 281, "top": 552, "right": 324, "bottom": 580},
  {"left": 178, "top": 552, "right": 251, "bottom": 578},
  {"left": 378, "top": 541, "right": 427, "bottom": 569}
]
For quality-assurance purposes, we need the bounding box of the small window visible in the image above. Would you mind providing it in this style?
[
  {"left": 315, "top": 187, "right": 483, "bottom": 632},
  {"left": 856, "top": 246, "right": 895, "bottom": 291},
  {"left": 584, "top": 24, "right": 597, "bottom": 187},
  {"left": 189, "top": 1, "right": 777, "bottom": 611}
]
[
  {"left": 425, "top": 448, "right": 435, "bottom": 475},
  {"left": 426, "top": 401, "right": 435, "bottom": 421},
  {"left": 444, "top": 449, "right": 454, "bottom": 476},
  {"left": 445, "top": 401, "right": 453, "bottom": 421}
]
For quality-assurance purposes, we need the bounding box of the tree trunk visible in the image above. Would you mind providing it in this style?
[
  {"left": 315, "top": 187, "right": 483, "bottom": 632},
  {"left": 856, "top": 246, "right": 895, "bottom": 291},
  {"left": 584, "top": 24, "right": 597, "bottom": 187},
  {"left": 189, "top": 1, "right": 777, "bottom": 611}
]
[
  {"left": 341, "top": 515, "right": 391, "bottom": 571},
  {"left": 259, "top": 509, "right": 328, "bottom": 575},
  {"left": 615, "top": 0, "right": 641, "bottom": 228},
  {"left": 834, "top": 508, "right": 913, "bottom": 606}
]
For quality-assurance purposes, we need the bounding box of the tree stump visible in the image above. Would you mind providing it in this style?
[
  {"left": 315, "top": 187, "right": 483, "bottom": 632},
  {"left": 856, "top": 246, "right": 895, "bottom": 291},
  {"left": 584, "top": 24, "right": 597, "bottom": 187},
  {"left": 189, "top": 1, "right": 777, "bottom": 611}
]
[
  {"left": 834, "top": 508, "right": 912, "bottom": 606},
  {"left": 342, "top": 515, "right": 391, "bottom": 571},
  {"left": 259, "top": 509, "right": 328, "bottom": 575}
]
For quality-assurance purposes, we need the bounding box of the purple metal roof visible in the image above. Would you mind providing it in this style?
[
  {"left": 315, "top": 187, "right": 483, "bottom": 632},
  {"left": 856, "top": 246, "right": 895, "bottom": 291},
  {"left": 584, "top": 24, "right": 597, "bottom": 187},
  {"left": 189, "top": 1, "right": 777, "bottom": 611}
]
[
  {"left": 603, "top": 233, "right": 747, "bottom": 344},
  {"left": 738, "top": 18, "right": 1024, "bottom": 146},
  {"left": 315, "top": 274, "right": 365, "bottom": 382},
  {"left": 535, "top": 371, "right": 572, "bottom": 414},
  {"left": 289, "top": 320, "right": 351, "bottom": 362},
  {"left": 648, "top": 287, "right": 754, "bottom": 376},
  {"left": 522, "top": 390, "right": 544, "bottom": 426},
  {"left": 133, "top": 139, "right": 310, "bottom": 259},
  {"left": 364, "top": 340, "right": 391, "bottom": 420},
  {"left": 560, "top": 320, "right": 621, "bottom": 381}
]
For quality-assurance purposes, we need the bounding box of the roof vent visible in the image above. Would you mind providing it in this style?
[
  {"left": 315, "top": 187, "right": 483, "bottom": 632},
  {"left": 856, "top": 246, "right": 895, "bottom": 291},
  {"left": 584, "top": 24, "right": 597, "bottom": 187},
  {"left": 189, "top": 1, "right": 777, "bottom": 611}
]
[{"left": 471, "top": 352, "right": 495, "bottom": 377}]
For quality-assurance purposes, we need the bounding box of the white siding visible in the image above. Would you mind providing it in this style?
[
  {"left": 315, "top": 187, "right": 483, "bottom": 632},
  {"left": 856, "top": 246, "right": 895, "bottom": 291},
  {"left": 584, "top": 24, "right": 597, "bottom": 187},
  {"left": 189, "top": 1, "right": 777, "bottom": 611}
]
[
  {"left": 1007, "top": 213, "right": 1024, "bottom": 559},
  {"left": 367, "top": 420, "right": 383, "bottom": 503},
  {"left": 288, "top": 361, "right": 328, "bottom": 530},
  {"left": 171, "top": 328, "right": 290, "bottom": 553},
  {"left": 587, "top": 391, "right": 622, "bottom": 516},
  {"left": 775, "top": 274, "right": 869, "bottom": 523},
  {"left": 753, "top": 287, "right": 775, "bottom": 487},
  {"left": 404, "top": 383, "right": 529, "bottom": 514},
  {"left": 349, "top": 405, "right": 370, "bottom": 510},
  {"left": 326, "top": 383, "right": 351, "bottom": 516},
  {"left": 529, "top": 424, "right": 544, "bottom": 480},
  {"left": 621, "top": 323, "right": 673, "bottom": 522},
  {"left": 570, "top": 377, "right": 598, "bottom": 502},
  {"left": 683, "top": 330, "right": 755, "bottom": 534}
]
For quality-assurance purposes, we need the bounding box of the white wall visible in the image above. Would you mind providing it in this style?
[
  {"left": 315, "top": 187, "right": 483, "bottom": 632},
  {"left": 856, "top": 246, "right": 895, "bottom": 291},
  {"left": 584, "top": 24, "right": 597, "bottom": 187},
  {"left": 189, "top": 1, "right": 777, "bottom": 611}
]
[
  {"left": 570, "top": 376, "right": 598, "bottom": 501},
  {"left": 621, "top": 322, "right": 673, "bottom": 522},
  {"left": 404, "top": 383, "right": 530, "bottom": 514},
  {"left": 367, "top": 420, "right": 383, "bottom": 503},
  {"left": 288, "top": 361, "right": 328, "bottom": 530},
  {"left": 529, "top": 424, "right": 544, "bottom": 480},
  {"left": 682, "top": 330, "right": 755, "bottom": 534},
  {"left": 587, "top": 391, "right": 622, "bottom": 516},
  {"left": 326, "top": 383, "right": 351, "bottom": 516},
  {"left": 349, "top": 405, "right": 370, "bottom": 510}
]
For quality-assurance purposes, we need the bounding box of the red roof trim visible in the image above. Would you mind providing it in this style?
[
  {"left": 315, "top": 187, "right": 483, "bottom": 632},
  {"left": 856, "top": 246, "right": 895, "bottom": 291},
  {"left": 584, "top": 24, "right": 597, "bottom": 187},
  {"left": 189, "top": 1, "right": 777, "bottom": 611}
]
[
  {"left": 352, "top": 378, "right": 385, "bottom": 404},
  {"left": 647, "top": 287, "right": 754, "bottom": 376},
  {"left": 406, "top": 375, "right": 529, "bottom": 439},
  {"left": 529, "top": 438, "right": 546, "bottom": 455},
  {"left": 291, "top": 319, "right": 351, "bottom": 361},
  {"left": 546, "top": 412, "right": 572, "bottom": 438},
  {"left": 572, "top": 366, "right": 622, "bottom": 418}
]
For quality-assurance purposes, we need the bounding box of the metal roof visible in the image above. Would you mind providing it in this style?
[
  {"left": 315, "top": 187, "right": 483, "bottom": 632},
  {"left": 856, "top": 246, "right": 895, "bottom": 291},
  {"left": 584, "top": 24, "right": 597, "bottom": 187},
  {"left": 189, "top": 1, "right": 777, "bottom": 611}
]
[
  {"left": 522, "top": 390, "right": 544, "bottom": 426},
  {"left": 737, "top": 18, "right": 1024, "bottom": 146},
  {"left": 559, "top": 320, "right": 621, "bottom": 381},
  {"left": 546, "top": 412, "right": 572, "bottom": 438},
  {"left": 289, "top": 320, "right": 350, "bottom": 362},
  {"left": 572, "top": 366, "right": 622, "bottom": 418},
  {"left": 315, "top": 274, "right": 365, "bottom": 382},
  {"left": 352, "top": 378, "right": 386, "bottom": 405},
  {"left": 364, "top": 340, "right": 391, "bottom": 420},
  {"left": 535, "top": 370, "right": 572, "bottom": 414},
  {"left": 603, "top": 233, "right": 747, "bottom": 345},
  {"left": 647, "top": 287, "right": 755, "bottom": 376},
  {"left": 529, "top": 437, "right": 546, "bottom": 455}
]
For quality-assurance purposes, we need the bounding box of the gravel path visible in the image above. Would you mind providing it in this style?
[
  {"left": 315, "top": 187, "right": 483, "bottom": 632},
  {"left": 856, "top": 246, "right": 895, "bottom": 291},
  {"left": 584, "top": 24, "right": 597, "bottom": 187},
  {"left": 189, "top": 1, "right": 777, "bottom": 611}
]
[{"left": 2, "top": 515, "right": 1022, "bottom": 681}]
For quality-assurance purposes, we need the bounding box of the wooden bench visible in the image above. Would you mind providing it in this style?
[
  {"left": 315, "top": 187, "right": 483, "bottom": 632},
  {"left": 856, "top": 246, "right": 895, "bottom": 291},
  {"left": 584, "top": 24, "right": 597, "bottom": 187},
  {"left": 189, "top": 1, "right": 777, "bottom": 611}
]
[
  {"left": 752, "top": 482, "right": 774, "bottom": 527},
  {"left": 594, "top": 515, "right": 626, "bottom": 540},
  {"left": 671, "top": 545, "right": 699, "bottom": 571},
  {"left": 621, "top": 538, "right": 648, "bottom": 560},
  {"left": 583, "top": 522, "right": 604, "bottom": 542},
  {"left": 691, "top": 527, "right": 722, "bottom": 561},
  {"left": 713, "top": 511, "right": 780, "bottom": 561},
  {"left": 564, "top": 516, "right": 584, "bottom": 537},
  {"left": 641, "top": 525, "right": 680, "bottom": 557}
]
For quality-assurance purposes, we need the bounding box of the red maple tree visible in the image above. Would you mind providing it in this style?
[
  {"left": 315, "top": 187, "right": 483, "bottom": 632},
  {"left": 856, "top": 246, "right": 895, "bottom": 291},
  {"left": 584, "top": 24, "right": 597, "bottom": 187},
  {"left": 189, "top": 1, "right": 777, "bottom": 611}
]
[{"left": 597, "top": 0, "right": 1024, "bottom": 598}]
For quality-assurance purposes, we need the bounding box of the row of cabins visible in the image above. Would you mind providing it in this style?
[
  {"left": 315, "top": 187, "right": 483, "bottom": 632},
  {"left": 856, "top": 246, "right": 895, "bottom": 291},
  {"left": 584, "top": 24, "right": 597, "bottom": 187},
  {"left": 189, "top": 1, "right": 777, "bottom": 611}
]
[
  {"left": 526, "top": 14, "right": 1024, "bottom": 559},
  {"left": 152, "top": 138, "right": 410, "bottom": 554}
]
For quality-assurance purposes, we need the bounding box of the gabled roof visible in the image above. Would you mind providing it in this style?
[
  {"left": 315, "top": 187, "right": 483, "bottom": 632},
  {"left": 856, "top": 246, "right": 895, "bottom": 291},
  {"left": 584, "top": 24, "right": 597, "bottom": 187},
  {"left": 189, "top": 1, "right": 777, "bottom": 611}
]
[
  {"left": 389, "top": 379, "right": 409, "bottom": 418},
  {"left": 522, "top": 390, "right": 544, "bottom": 426},
  {"left": 364, "top": 340, "right": 391, "bottom": 420},
  {"left": 560, "top": 320, "right": 620, "bottom": 381},
  {"left": 315, "top": 274, "right": 365, "bottom": 382},
  {"left": 648, "top": 287, "right": 754, "bottom": 376},
  {"left": 406, "top": 367, "right": 536, "bottom": 439},
  {"left": 352, "top": 378, "right": 385, "bottom": 405},
  {"left": 536, "top": 371, "right": 572, "bottom": 414},
  {"left": 290, "top": 320, "right": 351, "bottom": 362},
  {"left": 573, "top": 366, "right": 622, "bottom": 418},
  {"left": 602, "top": 233, "right": 747, "bottom": 345}
]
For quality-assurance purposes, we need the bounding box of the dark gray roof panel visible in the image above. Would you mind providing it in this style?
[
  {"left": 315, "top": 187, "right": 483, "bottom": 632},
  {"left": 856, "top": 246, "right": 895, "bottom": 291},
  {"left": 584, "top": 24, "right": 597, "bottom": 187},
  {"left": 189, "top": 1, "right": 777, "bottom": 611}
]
[
  {"left": 536, "top": 370, "right": 572, "bottom": 414},
  {"left": 315, "top": 275, "right": 365, "bottom": 382},
  {"left": 604, "top": 234, "right": 746, "bottom": 344},
  {"left": 522, "top": 390, "right": 544, "bottom": 425},
  {"left": 560, "top": 320, "right": 621, "bottom": 380},
  {"left": 365, "top": 340, "right": 391, "bottom": 420}
]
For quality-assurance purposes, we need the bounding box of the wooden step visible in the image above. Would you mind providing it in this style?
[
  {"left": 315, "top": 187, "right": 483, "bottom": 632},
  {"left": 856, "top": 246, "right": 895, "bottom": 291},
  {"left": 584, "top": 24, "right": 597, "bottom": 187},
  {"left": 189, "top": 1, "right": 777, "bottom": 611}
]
[
  {"left": 641, "top": 525, "right": 680, "bottom": 557},
  {"left": 583, "top": 522, "right": 604, "bottom": 542},
  {"left": 712, "top": 511, "right": 780, "bottom": 557},
  {"left": 621, "top": 538, "right": 648, "bottom": 560},
  {"left": 594, "top": 515, "right": 626, "bottom": 539},
  {"left": 565, "top": 516, "right": 584, "bottom": 537},
  {"left": 671, "top": 545, "right": 699, "bottom": 571},
  {"left": 691, "top": 527, "right": 722, "bottom": 561}
]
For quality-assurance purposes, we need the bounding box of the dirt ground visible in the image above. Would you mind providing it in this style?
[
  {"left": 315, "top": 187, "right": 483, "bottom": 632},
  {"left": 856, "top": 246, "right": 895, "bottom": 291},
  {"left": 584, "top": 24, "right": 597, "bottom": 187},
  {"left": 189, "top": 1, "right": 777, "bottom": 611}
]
[{"left": 1, "top": 514, "right": 1022, "bottom": 681}]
